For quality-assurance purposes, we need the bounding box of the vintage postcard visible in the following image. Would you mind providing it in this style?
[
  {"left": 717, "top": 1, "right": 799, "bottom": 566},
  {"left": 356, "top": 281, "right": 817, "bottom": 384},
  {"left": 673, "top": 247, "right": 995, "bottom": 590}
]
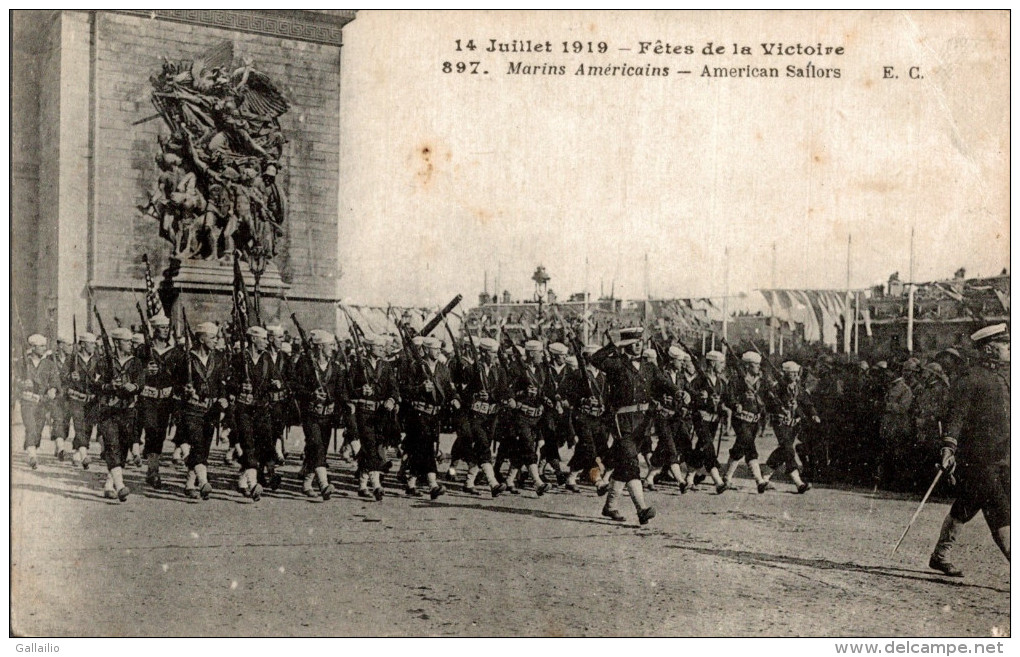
[{"left": 9, "top": 9, "right": 1010, "bottom": 645}]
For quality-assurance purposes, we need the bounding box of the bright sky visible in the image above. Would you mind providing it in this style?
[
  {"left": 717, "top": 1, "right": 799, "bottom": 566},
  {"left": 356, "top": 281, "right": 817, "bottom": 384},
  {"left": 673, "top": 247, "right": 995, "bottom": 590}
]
[{"left": 337, "top": 10, "right": 1008, "bottom": 308}]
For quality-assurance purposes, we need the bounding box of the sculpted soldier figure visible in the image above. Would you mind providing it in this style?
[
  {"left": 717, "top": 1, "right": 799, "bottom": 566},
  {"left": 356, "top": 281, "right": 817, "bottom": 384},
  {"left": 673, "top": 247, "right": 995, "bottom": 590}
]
[{"left": 929, "top": 324, "right": 1010, "bottom": 577}]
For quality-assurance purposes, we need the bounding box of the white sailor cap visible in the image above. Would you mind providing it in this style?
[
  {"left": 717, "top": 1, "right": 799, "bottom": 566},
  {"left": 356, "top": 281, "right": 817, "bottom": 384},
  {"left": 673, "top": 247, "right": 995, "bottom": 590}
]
[
  {"left": 311, "top": 330, "right": 335, "bottom": 346},
  {"left": 363, "top": 334, "right": 386, "bottom": 347},
  {"left": 705, "top": 350, "right": 725, "bottom": 363},
  {"left": 411, "top": 335, "right": 425, "bottom": 347},
  {"left": 194, "top": 322, "right": 219, "bottom": 336},
  {"left": 77, "top": 332, "right": 97, "bottom": 344},
  {"left": 742, "top": 351, "right": 762, "bottom": 364},
  {"left": 548, "top": 342, "right": 569, "bottom": 356},
  {"left": 422, "top": 336, "right": 442, "bottom": 349},
  {"left": 266, "top": 324, "right": 284, "bottom": 337},
  {"left": 971, "top": 323, "right": 1009, "bottom": 343},
  {"left": 478, "top": 337, "right": 499, "bottom": 352},
  {"left": 27, "top": 334, "right": 47, "bottom": 347},
  {"left": 781, "top": 361, "right": 801, "bottom": 373},
  {"left": 565, "top": 355, "right": 578, "bottom": 368},
  {"left": 150, "top": 314, "right": 171, "bottom": 328},
  {"left": 524, "top": 340, "right": 544, "bottom": 353},
  {"left": 110, "top": 327, "right": 134, "bottom": 341},
  {"left": 667, "top": 345, "right": 687, "bottom": 360},
  {"left": 582, "top": 344, "right": 600, "bottom": 356},
  {"left": 131, "top": 333, "right": 145, "bottom": 345},
  {"left": 247, "top": 326, "right": 268, "bottom": 340}
]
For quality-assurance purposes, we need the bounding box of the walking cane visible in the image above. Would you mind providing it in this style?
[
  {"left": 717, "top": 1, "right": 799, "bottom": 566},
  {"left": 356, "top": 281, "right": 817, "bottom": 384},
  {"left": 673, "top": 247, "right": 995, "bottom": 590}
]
[
  {"left": 891, "top": 468, "right": 944, "bottom": 555},
  {"left": 891, "top": 421, "right": 946, "bottom": 555}
]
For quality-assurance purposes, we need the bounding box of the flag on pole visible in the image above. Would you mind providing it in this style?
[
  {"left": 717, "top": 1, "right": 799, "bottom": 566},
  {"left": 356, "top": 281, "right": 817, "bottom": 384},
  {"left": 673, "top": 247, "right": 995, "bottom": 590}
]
[
  {"left": 141, "top": 254, "right": 164, "bottom": 318},
  {"left": 232, "top": 253, "right": 251, "bottom": 335}
]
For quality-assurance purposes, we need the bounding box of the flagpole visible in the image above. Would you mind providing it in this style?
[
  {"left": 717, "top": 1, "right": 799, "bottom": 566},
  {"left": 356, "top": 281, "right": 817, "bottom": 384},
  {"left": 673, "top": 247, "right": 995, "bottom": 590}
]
[
  {"left": 907, "top": 226, "right": 915, "bottom": 353},
  {"left": 844, "top": 234, "right": 852, "bottom": 354},
  {"left": 854, "top": 290, "right": 860, "bottom": 354},
  {"left": 722, "top": 247, "right": 729, "bottom": 341},
  {"left": 583, "top": 256, "right": 590, "bottom": 345},
  {"left": 769, "top": 242, "right": 776, "bottom": 355}
]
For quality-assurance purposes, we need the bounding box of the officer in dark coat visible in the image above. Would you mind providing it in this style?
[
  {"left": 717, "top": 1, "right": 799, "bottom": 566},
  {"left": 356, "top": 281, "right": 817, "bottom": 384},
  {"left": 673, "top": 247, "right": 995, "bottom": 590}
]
[
  {"left": 589, "top": 327, "right": 656, "bottom": 525},
  {"left": 929, "top": 323, "right": 1010, "bottom": 577}
]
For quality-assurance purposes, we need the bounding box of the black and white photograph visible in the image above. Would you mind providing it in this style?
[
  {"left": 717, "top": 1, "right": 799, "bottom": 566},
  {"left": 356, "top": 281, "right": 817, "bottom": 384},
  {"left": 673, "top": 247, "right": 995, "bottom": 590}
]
[{"left": 8, "top": 9, "right": 1010, "bottom": 645}]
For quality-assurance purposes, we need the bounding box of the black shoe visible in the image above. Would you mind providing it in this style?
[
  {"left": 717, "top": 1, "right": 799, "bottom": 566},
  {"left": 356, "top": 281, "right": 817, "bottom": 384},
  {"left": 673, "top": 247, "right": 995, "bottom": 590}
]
[
  {"left": 82, "top": 457, "right": 90, "bottom": 471},
  {"left": 491, "top": 483, "right": 506, "bottom": 498},
  {"left": 304, "top": 487, "right": 316, "bottom": 498},
  {"left": 250, "top": 483, "right": 263, "bottom": 502},
  {"left": 430, "top": 485, "right": 446, "bottom": 501},
  {"left": 464, "top": 485, "right": 482, "bottom": 496},
  {"left": 555, "top": 471, "right": 568, "bottom": 486},
  {"left": 596, "top": 484, "right": 608, "bottom": 497},
  {"left": 565, "top": 484, "right": 581, "bottom": 493},
  {"left": 103, "top": 489, "right": 117, "bottom": 499},
  {"left": 117, "top": 486, "right": 130, "bottom": 502},
  {"left": 200, "top": 482, "right": 212, "bottom": 500},
  {"left": 321, "top": 484, "right": 335, "bottom": 501},
  {"left": 381, "top": 461, "right": 393, "bottom": 473},
  {"left": 373, "top": 487, "right": 384, "bottom": 501},
  {"left": 602, "top": 506, "right": 625, "bottom": 522},
  {"left": 638, "top": 506, "right": 656, "bottom": 525},
  {"left": 693, "top": 474, "right": 707, "bottom": 485},
  {"left": 29, "top": 457, "right": 38, "bottom": 470},
  {"left": 928, "top": 555, "right": 964, "bottom": 578},
  {"left": 186, "top": 488, "right": 201, "bottom": 499},
  {"left": 58, "top": 450, "right": 66, "bottom": 462},
  {"left": 358, "top": 489, "right": 372, "bottom": 499},
  {"left": 507, "top": 486, "right": 520, "bottom": 495},
  {"left": 536, "top": 482, "right": 550, "bottom": 497},
  {"left": 643, "top": 480, "right": 656, "bottom": 492},
  {"left": 678, "top": 482, "right": 688, "bottom": 495},
  {"left": 269, "top": 472, "right": 283, "bottom": 491},
  {"left": 406, "top": 486, "right": 421, "bottom": 497},
  {"left": 797, "top": 482, "right": 812, "bottom": 494},
  {"left": 146, "top": 472, "right": 161, "bottom": 489},
  {"left": 716, "top": 483, "right": 728, "bottom": 495}
]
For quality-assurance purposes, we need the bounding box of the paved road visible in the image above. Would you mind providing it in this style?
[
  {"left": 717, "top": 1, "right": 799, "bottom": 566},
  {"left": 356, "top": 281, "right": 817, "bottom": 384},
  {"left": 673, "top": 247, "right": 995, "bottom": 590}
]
[{"left": 10, "top": 426, "right": 1010, "bottom": 637}]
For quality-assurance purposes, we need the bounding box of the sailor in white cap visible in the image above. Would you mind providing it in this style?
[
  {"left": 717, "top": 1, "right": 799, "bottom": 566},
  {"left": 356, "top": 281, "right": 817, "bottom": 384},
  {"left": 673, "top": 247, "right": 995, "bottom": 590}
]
[
  {"left": 586, "top": 329, "right": 657, "bottom": 525},
  {"left": 400, "top": 335, "right": 457, "bottom": 500},
  {"left": 458, "top": 336, "right": 509, "bottom": 498},
  {"left": 540, "top": 342, "right": 572, "bottom": 486},
  {"left": 18, "top": 334, "right": 60, "bottom": 470},
  {"left": 229, "top": 325, "right": 279, "bottom": 502},
  {"left": 347, "top": 332, "right": 400, "bottom": 501},
  {"left": 65, "top": 332, "right": 100, "bottom": 470},
  {"left": 761, "top": 360, "right": 818, "bottom": 494},
  {"left": 96, "top": 326, "right": 144, "bottom": 502},
  {"left": 503, "top": 338, "right": 551, "bottom": 497},
  {"left": 47, "top": 336, "right": 73, "bottom": 462},
  {"left": 137, "top": 313, "right": 183, "bottom": 488},
  {"left": 562, "top": 343, "right": 610, "bottom": 493},
  {"left": 684, "top": 350, "right": 730, "bottom": 494},
  {"left": 645, "top": 345, "right": 695, "bottom": 494},
  {"left": 720, "top": 351, "right": 770, "bottom": 493},
  {"left": 292, "top": 330, "right": 341, "bottom": 500},
  {"left": 262, "top": 324, "right": 293, "bottom": 467},
  {"left": 929, "top": 323, "right": 1010, "bottom": 577},
  {"left": 177, "top": 320, "right": 230, "bottom": 500}
]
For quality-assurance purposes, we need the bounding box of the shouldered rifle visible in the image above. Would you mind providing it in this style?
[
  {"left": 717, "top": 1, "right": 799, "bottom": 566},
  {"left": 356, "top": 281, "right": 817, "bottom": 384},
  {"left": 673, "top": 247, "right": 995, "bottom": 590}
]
[
  {"left": 136, "top": 302, "right": 162, "bottom": 372},
  {"left": 92, "top": 304, "right": 116, "bottom": 383},
  {"left": 420, "top": 294, "right": 463, "bottom": 337},
  {"left": 552, "top": 307, "right": 596, "bottom": 399},
  {"left": 720, "top": 337, "right": 746, "bottom": 378},
  {"left": 291, "top": 312, "right": 325, "bottom": 392},
  {"left": 396, "top": 319, "right": 443, "bottom": 404},
  {"left": 181, "top": 306, "right": 194, "bottom": 387},
  {"left": 675, "top": 336, "right": 708, "bottom": 379},
  {"left": 339, "top": 304, "right": 371, "bottom": 386},
  {"left": 70, "top": 315, "right": 79, "bottom": 380}
]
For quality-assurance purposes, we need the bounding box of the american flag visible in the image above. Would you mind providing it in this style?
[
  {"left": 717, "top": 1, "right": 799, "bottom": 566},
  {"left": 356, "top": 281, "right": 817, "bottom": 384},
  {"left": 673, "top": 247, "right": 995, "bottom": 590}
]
[
  {"left": 232, "top": 253, "right": 250, "bottom": 335},
  {"left": 141, "top": 254, "right": 163, "bottom": 319}
]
